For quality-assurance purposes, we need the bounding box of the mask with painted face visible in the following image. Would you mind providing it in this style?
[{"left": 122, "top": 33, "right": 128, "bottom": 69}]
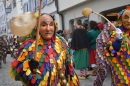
[
  {"left": 27, "top": 13, "right": 58, "bottom": 40},
  {"left": 117, "top": 6, "right": 130, "bottom": 31}
]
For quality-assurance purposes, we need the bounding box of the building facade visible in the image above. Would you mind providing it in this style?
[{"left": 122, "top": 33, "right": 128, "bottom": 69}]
[
  {"left": 14, "top": 0, "right": 130, "bottom": 38},
  {"left": 0, "top": 1, "right": 7, "bottom": 36},
  {"left": 21, "top": 0, "right": 62, "bottom": 30},
  {"left": 5, "top": 0, "right": 23, "bottom": 38},
  {"left": 58, "top": 0, "right": 130, "bottom": 31}
]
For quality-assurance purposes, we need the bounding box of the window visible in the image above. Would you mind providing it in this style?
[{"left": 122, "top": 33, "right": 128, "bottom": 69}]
[
  {"left": 32, "top": 0, "right": 36, "bottom": 12},
  {"left": 36, "top": 0, "right": 40, "bottom": 11},
  {"left": 23, "top": 3, "right": 28, "bottom": 12},
  {"left": 5, "top": 3, "right": 11, "bottom": 14},
  {"left": 28, "top": 0, "right": 30, "bottom": 11},
  {"left": 42, "top": 0, "right": 47, "bottom": 7},
  {"left": 13, "top": 0, "right": 16, "bottom": 8},
  {"left": 47, "top": 0, "right": 54, "bottom": 5},
  {"left": 8, "top": 4, "right": 12, "bottom": 11}
]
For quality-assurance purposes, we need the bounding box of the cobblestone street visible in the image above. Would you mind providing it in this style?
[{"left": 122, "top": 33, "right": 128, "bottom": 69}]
[
  {"left": 0, "top": 54, "right": 111, "bottom": 86},
  {"left": 0, "top": 54, "right": 23, "bottom": 86},
  {"left": 76, "top": 70, "right": 111, "bottom": 86}
]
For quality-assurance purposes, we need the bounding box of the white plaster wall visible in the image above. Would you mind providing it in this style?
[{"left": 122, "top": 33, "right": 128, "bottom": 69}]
[
  {"left": 41, "top": 2, "right": 56, "bottom": 13},
  {"left": 58, "top": 0, "right": 90, "bottom": 11},
  {"left": 62, "top": 0, "right": 130, "bottom": 29},
  {"left": 54, "top": 14, "right": 62, "bottom": 30}
]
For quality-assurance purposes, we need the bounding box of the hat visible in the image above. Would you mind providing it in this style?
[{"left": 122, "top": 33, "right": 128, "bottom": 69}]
[{"left": 98, "top": 23, "right": 104, "bottom": 30}]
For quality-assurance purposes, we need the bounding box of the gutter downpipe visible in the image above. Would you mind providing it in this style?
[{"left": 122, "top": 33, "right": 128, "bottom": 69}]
[{"left": 55, "top": 0, "right": 64, "bottom": 30}]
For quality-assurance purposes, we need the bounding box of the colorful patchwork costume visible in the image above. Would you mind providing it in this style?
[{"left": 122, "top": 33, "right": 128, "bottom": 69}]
[
  {"left": 94, "top": 6, "right": 130, "bottom": 86},
  {"left": 9, "top": 26, "right": 79, "bottom": 85}
]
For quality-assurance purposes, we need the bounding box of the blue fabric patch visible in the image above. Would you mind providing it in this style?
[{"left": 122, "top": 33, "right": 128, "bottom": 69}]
[
  {"left": 112, "top": 50, "right": 116, "bottom": 53},
  {"left": 23, "top": 73, "right": 26, "bottom": 78},
  {"left": 28, "top": 74, "right": 32, "bottom": 80},
  {"left": 124, "top": 51, "right": 128, "bottom": 55},
  {"left": 127, "top": 55, "right": 130, "bottom": 58},
  {"left": 45, "top": 48, "right": 49, "bottom": 53},
  {"left": 42, "top": 68, "right": 46, "bottom": 76},
  {"left": 128, "top": 73, "right": 130, "bottom": 77},
  {"left": 19, "top": 63, "right": 23, "bottom": 68},
  {"left": 45, "top": 62, "right": 50, "bottom": 71}
]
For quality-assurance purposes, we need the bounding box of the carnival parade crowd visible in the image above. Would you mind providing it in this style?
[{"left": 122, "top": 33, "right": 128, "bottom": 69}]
[
  {"left": 0, "top": 35, "right": 23, "bottom": 68},
  {"left": 0, "top": 5, "right": 130, "bottom": 86}
]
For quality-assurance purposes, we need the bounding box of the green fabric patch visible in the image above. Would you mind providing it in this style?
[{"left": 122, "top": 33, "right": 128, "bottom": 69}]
[
  {"left": 36, "top": 73, "right": 41, "bottom": 79},
  {"left": 13, "top": 68, "right": 17, "bottom": 74},
  {"left": 22, "top": 77, "right": 29, "bottom": 83},
  {"left": 40, "top": 54, "right": 45, "bottom": 62},
  {"left": 26, "top": 55, "right": 29, "bottom": 60},
  {"left": 15, "top": 74, "right": 20, "bottom": 80},
  {"left": 38, "top": 45, "right": 42, "bottom": 52}
]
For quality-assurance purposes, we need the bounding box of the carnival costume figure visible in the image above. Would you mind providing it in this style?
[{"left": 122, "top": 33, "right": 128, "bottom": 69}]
[
  {"left": 9, "top": 13, "right": 79, "bottom": 86},
  {"left": 94, "top": 6, "right": 130, "bottom": 86}
]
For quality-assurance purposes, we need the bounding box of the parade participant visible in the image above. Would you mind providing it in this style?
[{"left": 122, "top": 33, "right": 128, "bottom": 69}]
[
  {"left": 93, "top": 22, "right": 112, "bottom": 86},
  {"left": 87, "top": 20, "right": 101, "bottom": 76},
  {"left": 82, "top": 20, "right": 89, "bottom": 31},
  {"left": 8, "top": 36, "right": 14, "bottom": 58},
  {"left": 94, "top": 6, "right": 130, "bottom": 86},
  {"left": 2, "top": 40, "right": 8, "bottom": 64},
  {"left": 0, "top": 36, "right": 3, "bottom": 68},
  {"left": 9, "top": 13, "right": 79, "bottom": 86},
  {"left": 71, "top": 18, "right": 90, "bottom": 79},
  {"left": 1, "top": 35, "right": 8, "bottom": 63},
  {"left": 57, "top": 30, "right": 64, "bottom": 37},
  {"left": 0, "top": 36, "right": 8, "bottom": 68}
]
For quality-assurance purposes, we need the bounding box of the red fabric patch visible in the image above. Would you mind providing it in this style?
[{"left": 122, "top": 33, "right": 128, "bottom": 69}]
[
  {"left": 53, "top": 51, "right": 57, "bottom": 57},
  {"left": 44, "top": 55, "right": 49, "bottom": 62},
  {"left": 47, "top": 40, "right": 51, "bottom": 45},
  {"left": 11, "top": 60, "right": 19, "bottom": 67},
  {"left": 31, "top": 78, "right": 37, "bottom": 84},
  {"left": 40, "top": 64, "right": 44, "bottom": 72},
  {"left": 16, "top": 67, "right": 21, "bottom": 73},
  {"left": 48, "top": 48, "right": 53, "bottom": 55}
]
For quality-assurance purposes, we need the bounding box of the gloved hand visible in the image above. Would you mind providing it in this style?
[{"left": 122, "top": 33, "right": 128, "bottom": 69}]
[
  {"left": 112, "top": 38, "right": 122, "bottom": 51},
  {"left": 29, "top": 59, "right": 39, "bottom": 71},
  {"left": 116, "top": 28, "right": 123, "bottom": 39}
]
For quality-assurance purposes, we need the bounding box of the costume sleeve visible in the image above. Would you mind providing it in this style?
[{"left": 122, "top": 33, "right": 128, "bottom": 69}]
[
  {"left": 9, "top": 39, "right": 41, "bottom": 85},
  {"left": 65, "top": 46, "right": 80, "bottom": 86},
  {"left": 104, "top": 31, "right": 122, "bottom": 57}
]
